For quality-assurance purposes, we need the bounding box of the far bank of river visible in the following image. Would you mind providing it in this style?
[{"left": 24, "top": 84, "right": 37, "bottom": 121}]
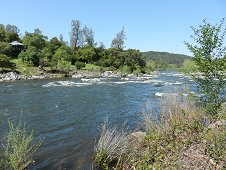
[{"left": 0, "top": 70, "right": 162, "bottom": 82}]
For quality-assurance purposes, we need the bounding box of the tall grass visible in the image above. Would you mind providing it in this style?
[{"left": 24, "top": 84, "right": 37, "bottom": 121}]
[
  {"left": 94, "top": 120, "right": 129, "bottom": 169},
  {"left": 94, "top": 94, "right": 226, "bottom": 169},
  {"left": 1, "top": 121, "right": 42, "bottom": 170}
]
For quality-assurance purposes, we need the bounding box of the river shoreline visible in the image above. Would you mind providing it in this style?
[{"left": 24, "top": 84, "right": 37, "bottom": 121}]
[{"left": 0, "top": 70, "right": 156, "bottom": 82}]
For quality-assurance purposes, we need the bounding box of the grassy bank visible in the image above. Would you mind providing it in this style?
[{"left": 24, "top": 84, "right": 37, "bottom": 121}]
[{"left": 94, "top": 94, "right": 226, "bottom": 169}]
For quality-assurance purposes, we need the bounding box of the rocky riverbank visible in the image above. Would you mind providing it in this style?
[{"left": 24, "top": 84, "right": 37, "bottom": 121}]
[
  {"left": 0, "top": 70, "right": 134, "bottom": 82},
  {"left": 0, "top": 71, "right": 64, "bottom": 82}
]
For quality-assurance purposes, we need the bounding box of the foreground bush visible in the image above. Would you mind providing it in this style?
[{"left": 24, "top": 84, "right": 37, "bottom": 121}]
[
  {"left": 185, "top": 19, "right": 226, "bottom": 115},
  {"left": 94, "top": 120, "right": 129, "bottom": 169},
  {"left": 94, "top": 94, "right": 226, "bottom": 169},
  {"left": 1, "top": 122, "right": 42, "bottom": 170}
]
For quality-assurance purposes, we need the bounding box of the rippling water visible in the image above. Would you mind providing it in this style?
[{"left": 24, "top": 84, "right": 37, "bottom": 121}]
[{"left": 0, "top": 71, "right": 195, "bottom": 169}]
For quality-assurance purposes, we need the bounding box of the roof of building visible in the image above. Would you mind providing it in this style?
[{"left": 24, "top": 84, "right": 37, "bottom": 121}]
[{"left": 9, "top": 41, "right": 23, "bottom": 46}]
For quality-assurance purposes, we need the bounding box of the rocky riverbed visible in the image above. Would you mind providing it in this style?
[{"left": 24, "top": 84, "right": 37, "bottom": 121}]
[
  {"left": 0, "top": 70, "right": 134, "bottom": 82},
  {"left": 0, "top": 71, "right": 64, "bottom": 82}
]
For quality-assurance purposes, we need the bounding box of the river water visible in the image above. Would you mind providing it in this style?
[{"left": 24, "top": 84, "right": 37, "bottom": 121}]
[{"left": 0, "top": 71, "right": 195, "bottom": 169}]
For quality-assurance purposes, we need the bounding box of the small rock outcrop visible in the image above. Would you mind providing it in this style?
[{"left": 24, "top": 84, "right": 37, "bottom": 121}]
[{"left": 0, "top": 71, "right": 19, "bottom": 81}]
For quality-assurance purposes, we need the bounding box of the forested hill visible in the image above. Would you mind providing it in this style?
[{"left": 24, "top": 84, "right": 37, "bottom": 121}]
[{"left": 142, "top": 51, "right": 191, "bottom": 67}]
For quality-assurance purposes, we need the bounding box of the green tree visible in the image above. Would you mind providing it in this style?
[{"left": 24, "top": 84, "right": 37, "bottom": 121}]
[
  {"left": 180, "top": 59, "right": 198, "bottom": 73},
  {"left": 83, "top": 26, "right": 95, "bottom": 47},
  {"left": 57, "top": 59, "right": 72, "bottom": 73},
  {"left": 185, "top": 19, "right": 226, "bottom": 115},
  {"left": 20, "top": 29, "right": 48, "bottom": 66},
  {"left": 0, "top": 24, "right": 6, "bottom": 42},
  {"left": 70, "top": 19, "right": 82, "bottom": 48},
  {"left": 18, "top": 46, "right": 40, "bottom": 66},
  {"left": 0, "top": 24, "right": 20, "bottom": 43},
  {"left": 51, "top": 45, "right": 73, "bottom": 70},
  {"left": 0, "top": 42, "right": 12, "bottom": 56},
  {"left": 4, "top": 24, "right": 20, "bottom": 43},
  {"left": 5, "top": 24, "right": 20, "bottom": 34},
  {"left": 77, "top": 46, "right": 97, "bottom": 63},
  {"left": 75, "top": 61, "right": 85, "bottom": 70},
  {"left": 4, "top": 32, "right": 19, "bottom": 43},
  {"left": 111, "top": 27, "right": 126, "bottom": 50},
  {"left": 23, "top": 29, "right": 46, "bottom": 50},
  {"left": 0, "top": 54, "right": 14, "bottom": 70},
  {"left": 146, "top": 60, "right": 157, "bottom": 71}
]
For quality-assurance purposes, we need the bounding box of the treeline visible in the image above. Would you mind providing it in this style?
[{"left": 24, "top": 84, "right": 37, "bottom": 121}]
[
  {"left": 0, "top": 21, "right": 146, "bottom": 74},
  {"left": 0, "top": 20, "right": 197, "bottom": 74},
  {"left": 143, "top": 51, "right": 191, "bottom": 70}
]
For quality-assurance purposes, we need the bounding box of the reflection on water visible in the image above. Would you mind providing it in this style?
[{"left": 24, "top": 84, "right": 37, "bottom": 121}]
[{"left": 0, "top": 72, "right": 195, "bottom": 169}]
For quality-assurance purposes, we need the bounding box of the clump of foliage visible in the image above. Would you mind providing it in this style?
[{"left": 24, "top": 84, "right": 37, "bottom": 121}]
[
  {"left": 0, "top": 54, "right": 14, "bottom": 70},
  {"left": 143, "top": 51, "right": 191, "bottom": 70},
  {"left": 180, "top": 59, "right": 198, "bottom": 73},
  {"left": 94, "top": 94, "right": 226, "bottom": 169},
  {"left": 205, "top": 125, "right": 226, "bottom": 164},
  {"left": 1, "top": 122, "right": 42, "bottom": 170},
  {"left": 135, "top": 95, "right": 206, "bottom": 169},
  {"left": 94, "top": 120, "right": 129, "bottom": 169},
  {"left": 75, "top": 61, "right": 85, "bottom": 70},
  {"left": 185, "top": 18, "right": 226, "bottom": 115},
  {"left": 0, "top": 20, "right": 148, "bottom": 74}
]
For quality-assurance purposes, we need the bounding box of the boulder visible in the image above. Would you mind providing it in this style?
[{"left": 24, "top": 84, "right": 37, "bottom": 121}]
[{"left": 0, "top": 71, "right": 19, "bottom": 81}]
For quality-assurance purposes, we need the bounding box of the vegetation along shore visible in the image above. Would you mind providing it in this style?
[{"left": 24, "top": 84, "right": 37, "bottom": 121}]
[{"left": 0, "top": 17, "right": 225, "bottom": 169}]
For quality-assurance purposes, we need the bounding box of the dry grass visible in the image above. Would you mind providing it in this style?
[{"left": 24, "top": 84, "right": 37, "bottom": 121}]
[
  {"left": 94, "top": 120, "right": 129, "bottom": 169},
  {"left": 94, "top": 94, "right": 226, "bottom": 169}
]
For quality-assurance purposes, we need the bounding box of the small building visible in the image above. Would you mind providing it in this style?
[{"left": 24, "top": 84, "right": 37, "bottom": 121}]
[
  {"left": 9, "top": 41, "right": 24, "bottom": 51},
  {"left": 9, "top": 41, "right": 24, "bottom": 57}
]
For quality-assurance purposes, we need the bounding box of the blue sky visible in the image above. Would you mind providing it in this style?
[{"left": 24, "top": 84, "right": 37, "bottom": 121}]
[{"left": 1, "top": 0, "right": 225, "bottom": 55}]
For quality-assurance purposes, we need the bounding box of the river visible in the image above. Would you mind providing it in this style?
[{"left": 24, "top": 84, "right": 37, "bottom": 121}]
[{"left": 0, "top": 71, "right": 195, "bottom": 169}]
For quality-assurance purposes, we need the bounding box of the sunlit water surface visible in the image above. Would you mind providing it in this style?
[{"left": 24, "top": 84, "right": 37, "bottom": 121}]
[{"left": 0, "top": 72, "right": 196, "bottom": 169}]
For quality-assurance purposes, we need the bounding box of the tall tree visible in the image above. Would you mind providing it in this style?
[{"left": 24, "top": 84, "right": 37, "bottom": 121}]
[
  {"left": 70, "top": 19, "right": 81, "bottom": 48},
  {"left": 59, "top": 34, "right": 64, "bottom": 43},
  {"left": 0, "top": 24, "right": 6, "bottom": 42},
  {"left": 185, "top": 18, "right": 226, "bottom": 115},
  {"left": 111, "top": 27, "right": 126, "bottom": 50},
  {"left": 19, "top": 29, "right": 47, "bottom": 66},
  {"left": 83, "top": 26, "right": 95, "bottom": 47},
  {"left": 5, "top": 24, "right": 20, "bottom": 34}
]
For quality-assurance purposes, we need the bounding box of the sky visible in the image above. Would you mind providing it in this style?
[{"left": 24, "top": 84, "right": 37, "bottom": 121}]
[{"left": 0, "top": 0, "right": 226, "bottom": 55}]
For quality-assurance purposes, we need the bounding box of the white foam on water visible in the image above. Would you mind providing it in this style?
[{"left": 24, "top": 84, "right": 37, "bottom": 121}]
[
  {"left": 110, "top": 81, "right": 127, "bottom": 84},
  {"left": 81, "top": 78, "right": 101, "bottom": 82},
  {"left": 173, "top": 82, "right": 183, "bottom": 85},
  {"left": 42, "top": 81, "right": 92, "bottom": 87},
  {"left": 155, "top": 92, "right": 188, "bottom": 97}
]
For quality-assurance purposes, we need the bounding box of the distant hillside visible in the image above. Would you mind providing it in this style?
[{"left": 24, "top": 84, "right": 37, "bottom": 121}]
[{"left": 143, "top": 51, "right": 191, "bottom": 67}]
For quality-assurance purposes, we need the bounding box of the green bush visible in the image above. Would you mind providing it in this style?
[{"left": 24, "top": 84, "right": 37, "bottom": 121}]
[
  {"left": 185, "top": 19, "right": 226, "bottom": 115},
  {"left": 75, "top": 61, "right": 85, "bottom": 70},
  {"left": 205, "top": 126, "right": 226, "bottom": 163},
  {"left": 0, "top": 54, "right": 14, "bottom": 70},
  {"left": 57, "top": 59, "right": 72, "bottom": 73},
  {"left": 1, "top": 122, "right": 42, "bottom": 170}
]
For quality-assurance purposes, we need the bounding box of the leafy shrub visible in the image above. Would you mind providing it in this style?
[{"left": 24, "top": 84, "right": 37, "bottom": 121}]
[
  {"left": 57, "top": 59, "right": 72, "bottom": 73},
  {"left": 205, "top": 126, "right": 226, "bottom": 164},
  {"left": 0, "top": 54, "right": 14, "bottom": 70},
  {"left": 139, "top": 94, "right": 206, "bottom": 169},
  {"left": 75, "top": 61, "right": 85, "bottom": 70},
  {"left": 2, "top": 122, "right": 42, "bottom": 170},
  {"left": 185, "top": 19, "right": 226, "bottom": 115}
]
